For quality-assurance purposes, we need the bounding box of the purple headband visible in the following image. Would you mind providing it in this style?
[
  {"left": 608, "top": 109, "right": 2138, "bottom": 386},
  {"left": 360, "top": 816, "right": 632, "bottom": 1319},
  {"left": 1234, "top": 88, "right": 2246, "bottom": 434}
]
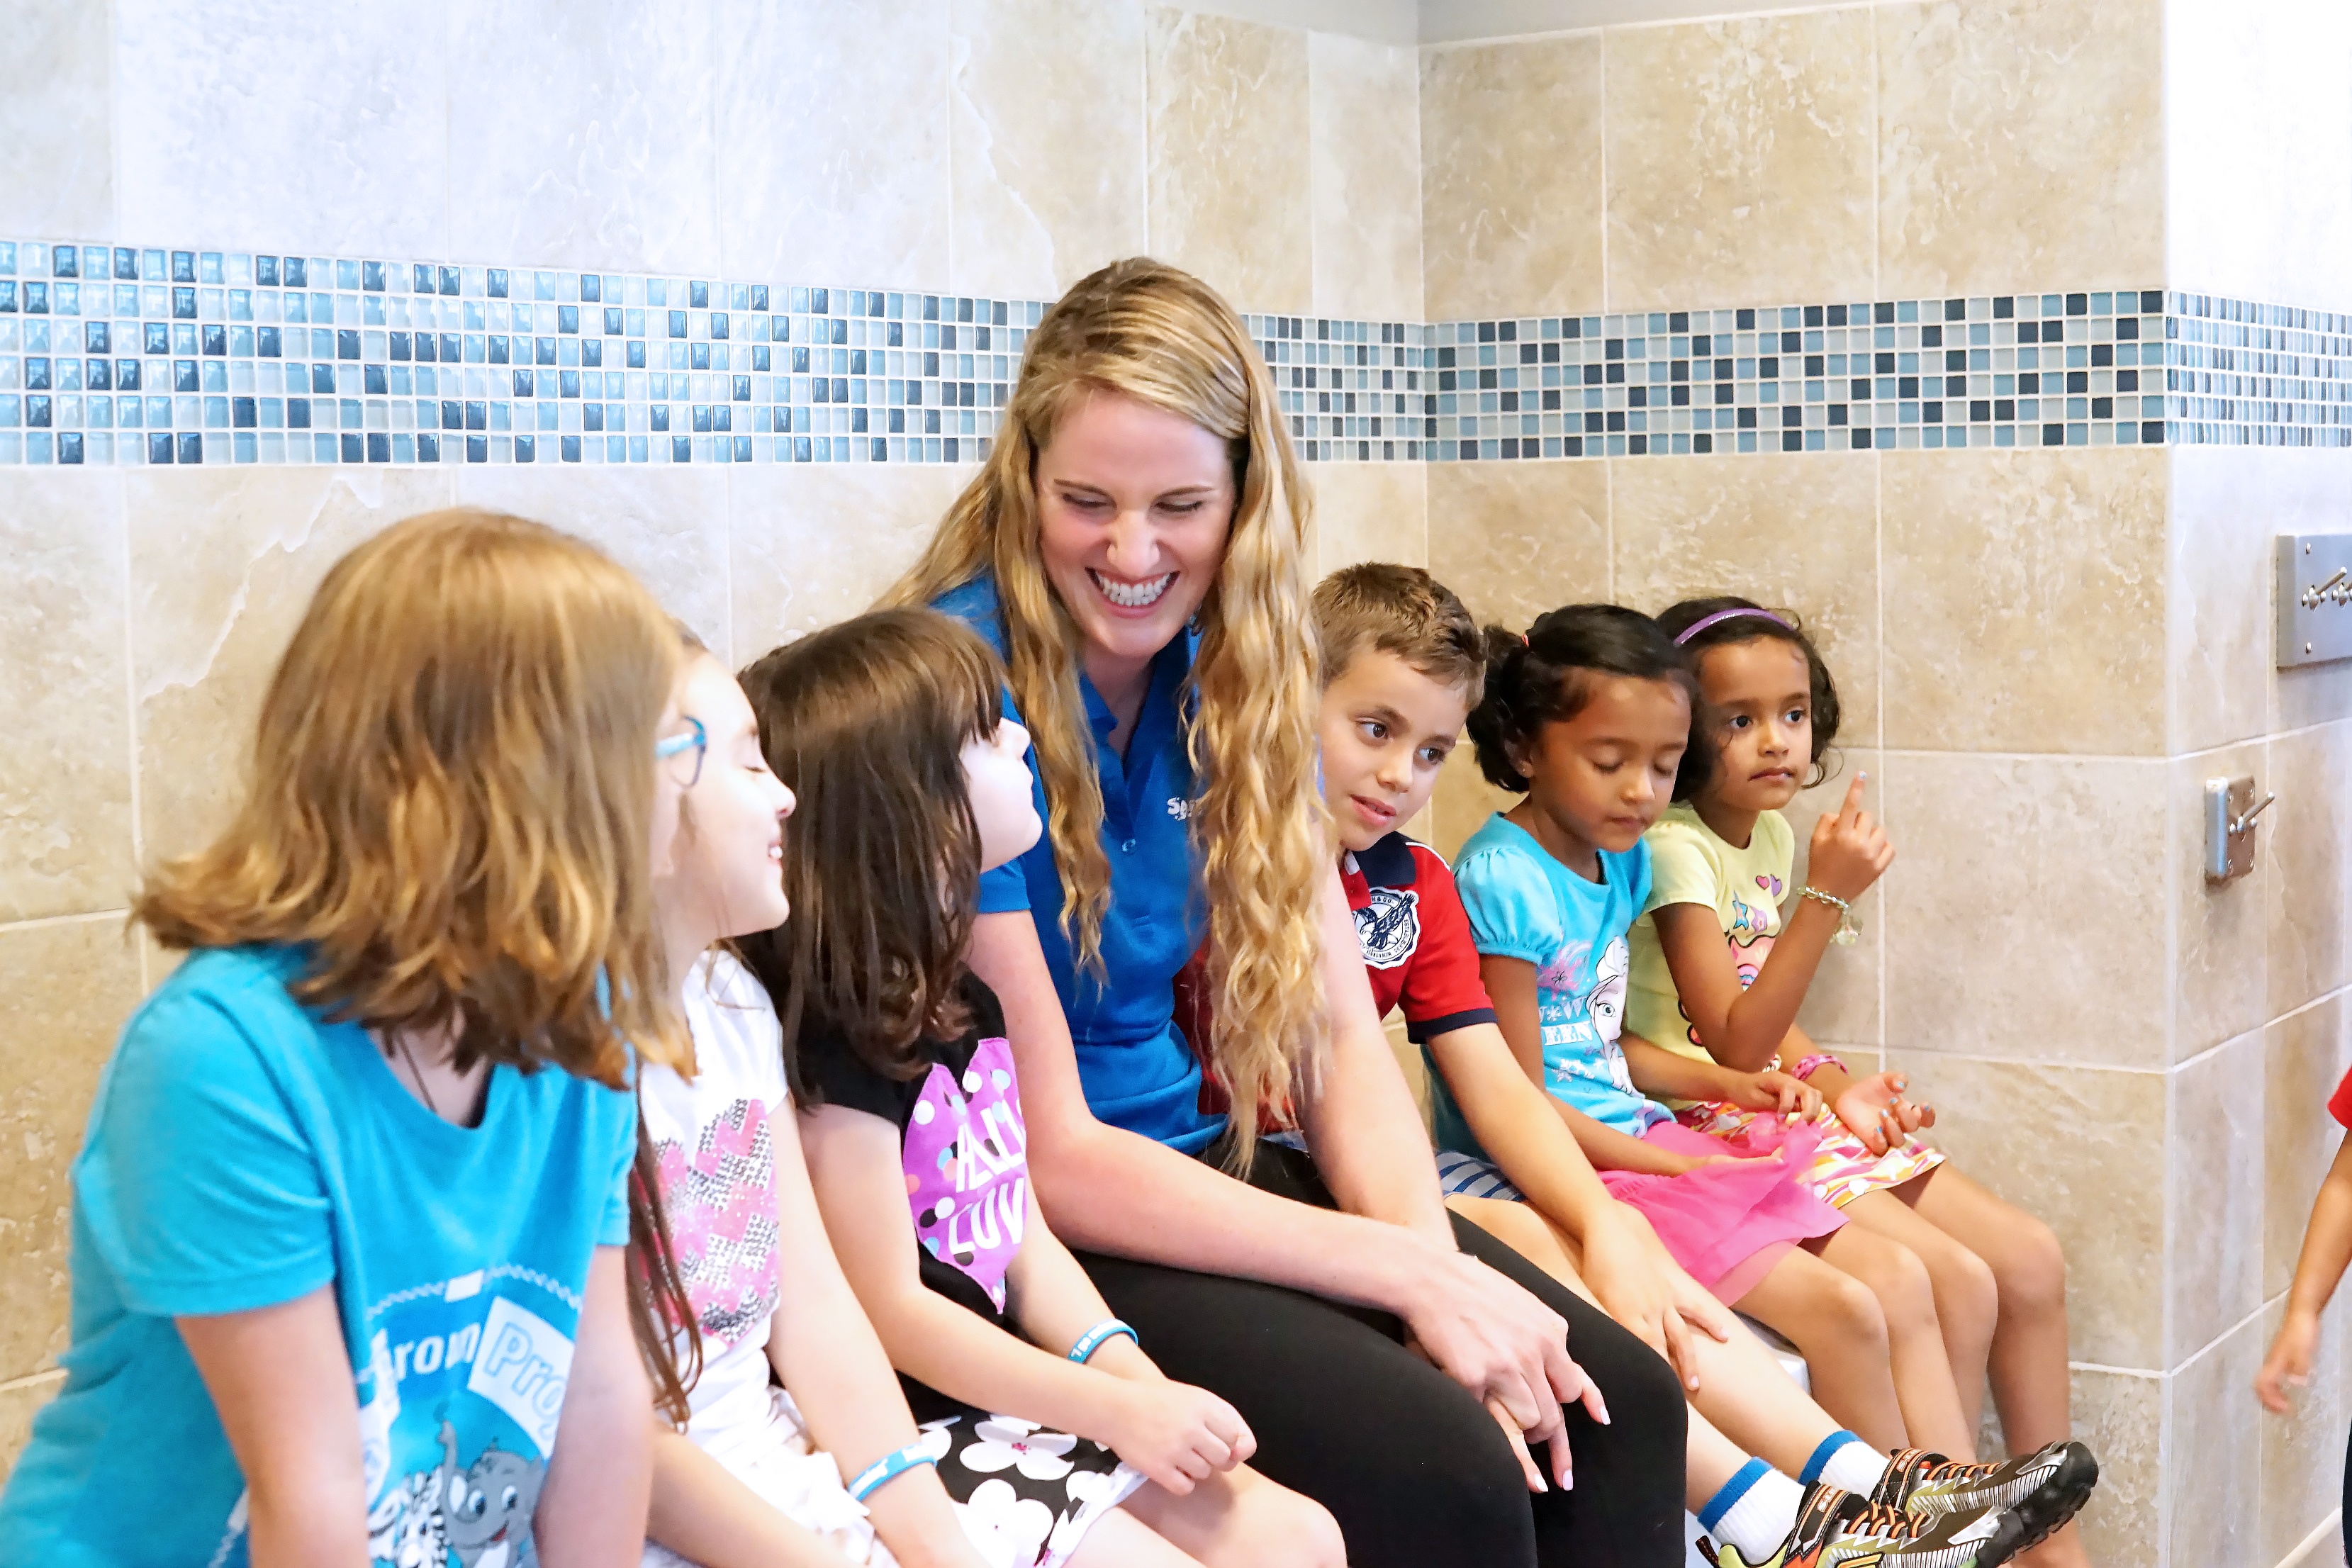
[{"left": 1672, "top": 607, "right": 1791, "bottom": 646}]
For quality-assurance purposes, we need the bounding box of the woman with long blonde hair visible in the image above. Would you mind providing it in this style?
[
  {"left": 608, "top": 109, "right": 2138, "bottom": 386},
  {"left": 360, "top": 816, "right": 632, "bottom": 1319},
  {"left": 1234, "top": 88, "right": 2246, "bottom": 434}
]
[
  {"left": 879, "top": 258, "right": 1687, "bottom": 1567},
  {"left": 0, "top": 510, "right": 679, "bottom": 1568}
]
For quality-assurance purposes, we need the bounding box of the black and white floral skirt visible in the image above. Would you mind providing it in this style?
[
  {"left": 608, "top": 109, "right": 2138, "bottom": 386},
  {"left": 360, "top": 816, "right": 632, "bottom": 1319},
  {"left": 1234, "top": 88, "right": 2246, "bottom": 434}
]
[{"left": 908, "top": 1386, "right": 1146, "bottom": 1568}]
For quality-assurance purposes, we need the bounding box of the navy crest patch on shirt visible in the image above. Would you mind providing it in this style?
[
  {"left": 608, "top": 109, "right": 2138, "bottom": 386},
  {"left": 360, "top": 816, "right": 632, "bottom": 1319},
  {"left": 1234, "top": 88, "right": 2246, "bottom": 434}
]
[{"left": 1354, "top": 886, "right": 1422, "bottom": 970}]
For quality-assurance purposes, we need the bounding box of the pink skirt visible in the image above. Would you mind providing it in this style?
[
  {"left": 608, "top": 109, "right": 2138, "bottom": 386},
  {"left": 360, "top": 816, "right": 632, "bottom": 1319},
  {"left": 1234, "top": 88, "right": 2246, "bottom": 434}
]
[{"left": 1598, "top": 1120, "right": 1847, "bottom": 1305}]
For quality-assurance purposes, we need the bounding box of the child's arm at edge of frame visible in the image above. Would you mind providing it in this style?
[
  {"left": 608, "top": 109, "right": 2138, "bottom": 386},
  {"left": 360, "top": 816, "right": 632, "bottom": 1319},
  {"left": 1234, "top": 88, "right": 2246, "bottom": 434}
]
[{"left": 2258, "top": 1131, "right": 2352, "bottom": 1414}]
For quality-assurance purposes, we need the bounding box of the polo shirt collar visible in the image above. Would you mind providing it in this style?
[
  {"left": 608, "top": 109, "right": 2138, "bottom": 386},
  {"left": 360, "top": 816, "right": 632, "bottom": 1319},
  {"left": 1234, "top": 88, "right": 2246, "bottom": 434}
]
[{"left": 1349, "top": 830, "right": 1418, "bottom": 890}]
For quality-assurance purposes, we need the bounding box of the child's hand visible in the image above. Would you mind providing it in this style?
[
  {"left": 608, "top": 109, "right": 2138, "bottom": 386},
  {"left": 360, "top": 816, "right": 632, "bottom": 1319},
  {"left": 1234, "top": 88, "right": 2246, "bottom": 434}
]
[
  {"left": 1099, "top": 1378, "right": 1255, "bottom": 1494},
  {"left": 1724, "top": 1070, "right": 1822, "bottom": 1121},
  {"left": 1805, "top": 773, "right": 1895, "bottom": 902},
  {"left": 2257, "top": 1310, "right": 2323, "bottom": 1415},
  {"left": 1832, "top": 1072, "right": 1934, "bottom": 1156}
]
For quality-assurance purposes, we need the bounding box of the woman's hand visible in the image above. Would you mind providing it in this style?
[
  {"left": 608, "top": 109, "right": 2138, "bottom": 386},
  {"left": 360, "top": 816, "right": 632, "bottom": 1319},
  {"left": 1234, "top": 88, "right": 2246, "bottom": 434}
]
[
  {"left": 1098, "top": 1379, "right": 1255, "bottom": 1495},
  {"left": 2256, "top": 1309, "right": 2323, "bottom": 1415},
  {"left": 1831, "top": 1072, "right": 1935, "bottom": 1156},
  {"left": 1399, "top": 1246, "right": 1605, "bottom": 1492},
  {"left": 1723, "top": 1070, "right": 1822, "bottom": 1121},
  {"left": 1579, "top": 1203, "right": 1729, "bottom": 1393}
]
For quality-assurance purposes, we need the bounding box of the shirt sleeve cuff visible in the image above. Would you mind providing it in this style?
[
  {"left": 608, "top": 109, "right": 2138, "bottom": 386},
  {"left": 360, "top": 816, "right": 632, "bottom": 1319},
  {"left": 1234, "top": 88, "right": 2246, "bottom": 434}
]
[
  {"left": 115, "top": 1250, "right": 338, "bottom": 1322},
  {"left": 976, "top": 862, "right": 1032, "bottom": 915},
  {"left": 1406, "top": 1008, "right": 1498, "bottom": 1044}
]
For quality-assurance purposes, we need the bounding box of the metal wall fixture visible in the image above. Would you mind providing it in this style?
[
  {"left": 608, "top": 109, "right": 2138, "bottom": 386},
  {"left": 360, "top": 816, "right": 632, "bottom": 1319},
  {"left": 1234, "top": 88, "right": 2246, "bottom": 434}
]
[
  {"left": 2277, "top": 535, "right": 2352, "bottom": 665},
  {"left": 2205, "top": 774, "right": 2274, "bottom": 884}
]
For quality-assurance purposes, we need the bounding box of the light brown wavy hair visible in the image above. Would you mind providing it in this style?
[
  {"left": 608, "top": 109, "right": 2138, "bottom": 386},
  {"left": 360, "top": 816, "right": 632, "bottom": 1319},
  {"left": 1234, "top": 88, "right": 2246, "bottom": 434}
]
[
  {"left": 133, "top": 508, "right": 688, "bottom": 1087},
  {"left": 884, "top": 257, "right": 1327, "bottom": 1165},
  {"left": 1313, "top": 563, "right": 1486, "bottom": 699}
]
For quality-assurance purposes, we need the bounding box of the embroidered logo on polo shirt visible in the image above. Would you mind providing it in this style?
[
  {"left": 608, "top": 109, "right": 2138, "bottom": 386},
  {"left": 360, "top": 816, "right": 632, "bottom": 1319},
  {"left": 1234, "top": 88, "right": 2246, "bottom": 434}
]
[
  {"left": 1165, "top": 797, "right": 1194, "bottom": 821},
  {"left": 1353, "top": 887, "right": 1421, "bottom": 970}
]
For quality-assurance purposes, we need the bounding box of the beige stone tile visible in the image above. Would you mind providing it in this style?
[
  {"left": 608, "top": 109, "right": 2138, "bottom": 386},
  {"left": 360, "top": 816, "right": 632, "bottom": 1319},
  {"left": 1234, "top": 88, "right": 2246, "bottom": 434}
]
[
  {"left": 1424, "top": 459, "right": 1610, "bottom": 634},
  {"left": 2266, "top": 723, "right": 2352, "bottom": 1019},
  {"left": 2173, "top": 744, "right": 2269, "bottom": 1062},
  {"left": 2261, "top": 1290, "right": 2352, "bottom": 1564},
  {"left": 1309, "top": 33, "right": 1422, "bottom": 323},
  {"left": 0, "top": 919, "right": 142, "bottom": 1382},
  {"left": 1609, "top": 450, "right": 1878, "bottom": 743},
  {"left": 2172, "top": 449, "right": 2352, "bottom": 754},
  {"left": 1781, "top": 751, "right": 1883, "bottom": 1050},
  {"left": 2169, "top": 1030, "right": 2266, "bottom": 1365},
  {"left": 452, "top": 467, "right": 729, "bottom": 651},
  {"left": 127, "top": 469, "right": 452, "bottom": 866},
  {"left": 1875, "top": 0, "right": 2163, "bottom": 299},
  {"left": 0, "top": 1372, "right": 64, "bottom": 1482},
  {"left": 949, "top": 0, "right": 1149, "bottom": 300},
  {"left": 447, "top": 0, "right": 718, "bottom": 276},
  {"left": 1419, "top": 35, "right": 1603, "bottom": 321},
  {"left": 2066, "top": 1364, "right": 2161, "bottom": 1566},
  {"left": 729, "top": 464, "right": 980, "bottom": 663},
  {"left": 717, "top": 0, "right": 951, "bottom": 289},
  {"left": 1145, "top": 8, "right": 1313, "bottom": 315},
  {"left": 1429, "top": 746, "right": 1518, "bottom": 862},
  {"left": 1882, "top": 752, "right": 2166, "bottom": 1070},
  {"left": 2169, "top": 1308, "right": 2263, "bottom": 1568},
  {"left": 1881, "top": 449, "right": 2166, "bottom": 756},
  {"left": 1308, "top": 461, "right": 1428, "bottom": 580},
  {"left": 1889, "top": 1051, "right": 2165, "bottom": 1369},
  {"left": 1, "top": 474, "right": 133, "bottom": 924},
  {"left": 1603, "top": 9, "right": 1874, "bottom": 313},
  {"left": 2266, "top": 994, "right": 2352, "bottom": 1303},
  {"left": 0, "top": 1, "right": 111, "bottom": 237}
]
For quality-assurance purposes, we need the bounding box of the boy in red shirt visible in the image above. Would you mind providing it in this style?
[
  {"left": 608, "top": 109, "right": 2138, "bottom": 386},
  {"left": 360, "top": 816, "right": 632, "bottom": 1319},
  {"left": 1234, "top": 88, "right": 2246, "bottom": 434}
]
[{"left": 2256, "top": 1066, "right": 2352, "bottom": 1552}]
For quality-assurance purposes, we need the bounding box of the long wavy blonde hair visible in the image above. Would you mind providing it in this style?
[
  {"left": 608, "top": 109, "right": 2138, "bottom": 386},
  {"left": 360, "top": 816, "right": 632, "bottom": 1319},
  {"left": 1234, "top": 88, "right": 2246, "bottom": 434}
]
[
  {"left": 134, "top": 508, "right": 687, "bottom": 1086},
  {"left": 886, "top": 257, "right": 1327, "bottom": 1163}
]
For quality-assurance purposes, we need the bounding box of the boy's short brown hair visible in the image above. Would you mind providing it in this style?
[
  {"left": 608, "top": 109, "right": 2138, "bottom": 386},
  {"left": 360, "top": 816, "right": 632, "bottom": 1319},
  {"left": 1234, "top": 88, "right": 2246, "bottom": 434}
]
[{"left": 1311, "top": 563, "right": 1486, "bottom": 698}]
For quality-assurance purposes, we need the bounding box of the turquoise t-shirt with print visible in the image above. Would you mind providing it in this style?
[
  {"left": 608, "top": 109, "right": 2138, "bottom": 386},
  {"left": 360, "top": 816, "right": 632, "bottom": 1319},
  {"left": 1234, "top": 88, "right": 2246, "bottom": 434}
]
[
  {"left": 0, "top": 944, "right": 637, "bottom": 1568},
  {"left": 1450, "top": 814, "right": 1668, "bottom": 1153}
]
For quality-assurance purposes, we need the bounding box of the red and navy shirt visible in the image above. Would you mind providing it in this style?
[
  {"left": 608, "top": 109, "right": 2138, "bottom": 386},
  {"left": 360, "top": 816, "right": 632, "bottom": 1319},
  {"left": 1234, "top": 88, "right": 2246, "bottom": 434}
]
[
  {"left": 1177, "top": 832, "right": 1496, "bottom": 1127},
  {"left": 2330, "top": 1067, "right": 2352, "bottom": 1130}
]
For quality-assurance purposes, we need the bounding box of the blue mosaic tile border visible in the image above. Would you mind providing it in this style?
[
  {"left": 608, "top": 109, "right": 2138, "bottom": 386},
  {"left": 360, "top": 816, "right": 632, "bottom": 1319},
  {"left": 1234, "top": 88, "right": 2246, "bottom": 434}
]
[{"left": 0, "top": 240, "right": 2343, "bottom": 468}]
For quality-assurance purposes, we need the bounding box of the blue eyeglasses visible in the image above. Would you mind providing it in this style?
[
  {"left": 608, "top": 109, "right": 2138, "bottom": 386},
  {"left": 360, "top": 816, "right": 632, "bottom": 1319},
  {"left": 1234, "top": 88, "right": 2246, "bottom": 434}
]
[{"left": 655, "top": 716, "right": 706, "bottom": 788}]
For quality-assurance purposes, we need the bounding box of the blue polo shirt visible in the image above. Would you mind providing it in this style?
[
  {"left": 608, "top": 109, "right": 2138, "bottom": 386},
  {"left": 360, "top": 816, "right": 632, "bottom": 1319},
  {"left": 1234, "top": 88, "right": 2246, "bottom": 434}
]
[{"left": 933, "top": 576, "right": 1221, "bottom": 1153}]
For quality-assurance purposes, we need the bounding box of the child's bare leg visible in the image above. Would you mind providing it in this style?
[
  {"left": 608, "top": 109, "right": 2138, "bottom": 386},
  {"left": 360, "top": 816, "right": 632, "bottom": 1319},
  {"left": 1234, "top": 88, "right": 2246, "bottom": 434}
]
[
  {"left": 1119, "top": 1465, "right": 1346, "bottom": 1568},
  {"left": 1735, "top": 1245, "right": 1905, "bottom": 1451},
  {"left": 1840, "top": 1184, "right": 2000, "bottom": 1433},
  {"left": 1444, "top": 1194, "right": 1598, "bottom": 1303},
  {"left": 1814, "top": 1225, "right": 1974, "bottom": 1457},
  {"left": 1064, "top": 1506, "right": 1205, "bottom": 1568}
]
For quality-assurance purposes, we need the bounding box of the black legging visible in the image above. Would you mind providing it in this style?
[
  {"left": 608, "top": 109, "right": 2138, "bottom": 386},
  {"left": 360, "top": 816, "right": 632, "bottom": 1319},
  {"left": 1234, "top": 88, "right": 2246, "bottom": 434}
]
[{"left": 1075, "top": 1141, "right": 1686, "bottom": 1568}]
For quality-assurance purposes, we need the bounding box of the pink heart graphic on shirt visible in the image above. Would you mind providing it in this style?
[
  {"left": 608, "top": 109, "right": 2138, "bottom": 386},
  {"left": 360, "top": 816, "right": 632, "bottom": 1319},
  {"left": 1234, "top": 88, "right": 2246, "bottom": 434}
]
[
  {"left": 654, "top": 1097, "right": 780, "bottom": 1344},
  {"left": 1754, "top": 873, "right": 1783, "bottom": 899}
]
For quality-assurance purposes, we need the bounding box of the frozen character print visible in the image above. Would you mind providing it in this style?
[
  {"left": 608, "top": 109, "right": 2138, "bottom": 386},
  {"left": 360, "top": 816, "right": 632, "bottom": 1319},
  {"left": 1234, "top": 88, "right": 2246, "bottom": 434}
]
[
  {"left": 1352, "top": 885, "right": 1421, "bottom": 971},
  {"left": 1587, "top": 936, "right": 1630, "bottom": 1048},
  {"left": 1535, "top": 939, "right": 1640, "bottom": 1102}
]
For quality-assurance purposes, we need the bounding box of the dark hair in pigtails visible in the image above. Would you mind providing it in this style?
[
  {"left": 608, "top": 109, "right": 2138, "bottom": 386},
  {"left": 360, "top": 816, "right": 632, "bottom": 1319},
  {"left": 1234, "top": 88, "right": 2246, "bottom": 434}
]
[
  {"left": 1466, "top": 605, "right": 1698, "bottom": 794},
  {"left": 1654, "top": 595, "right": 1841, "bottom": 801}
]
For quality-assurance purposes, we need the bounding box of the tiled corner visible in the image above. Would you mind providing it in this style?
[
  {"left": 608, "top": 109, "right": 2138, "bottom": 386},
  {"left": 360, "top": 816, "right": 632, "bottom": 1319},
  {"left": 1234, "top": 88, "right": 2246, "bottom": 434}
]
[
  {"left": 0, "top": 917, "right": 143, "bottom": 1382},
  {"left": 2068, "top": 1363, "right": 2163, "bottom": 1567},
  {"left": 1882, "top": 448, "right": 2168, "bottom": 756},
  {"left": 1603, "top": 8, "right": 1874, "bottom": 315},
  {"left": 0, "top": 1, "right": 111, "bottom": 240},
  {"left": 1883, "top": 753, "right": 2167, "bottom": 1070},
  {"left": 2168, "top": 1029, "right": 2266, "bottom": 1365},
  {"left": 0, "top": 471, "right": 133, "bottom": 924},
  {"left": 2168, "top": 1306, "right": 2265, "bottom": 1568},
  {"left": 727, "top": 461, "right": 978, "bottom": 663},
  {"left": 1890, "top": 1051, "right": 2166, "bottom": 1371},
  {"left": 1309, "top": 460, "right": 1428, "bottom": 579},
  {"left": 1309, "top": 32, "right": 1423, "bottom": 325},
  {"left": 1423, "top": 457, "right": 1608, "bottom": 633},
  {"left": 126, "top": 467, "right": 454, "bottom": 866},
  {"left": 1145, "top": 7, "right": 1313, "bottom": 318},
  {"left": 716, "top": 0, "right": 951, "bottom": 294},
  {"left": 1875, "top": 0, "right": 2163, "bottom": 301},
  {"left": 2266, "top": 722, "right": 2352, "bottom": 1019},
  {"left": 2172, "top": 743, "right": 2270, "bottom": 1062},
  {"left": 448, "top": 0, "right": 719, "bottom": 278},
  {"left": 948, "top": 0, "right": 1148, "bottom": 302},
  {"left": 2266, "top": 992, "right": 2352, "bottom": 1303},
  {"left": 1418, "top": 34, "right": 1603, "bottom": 323}
]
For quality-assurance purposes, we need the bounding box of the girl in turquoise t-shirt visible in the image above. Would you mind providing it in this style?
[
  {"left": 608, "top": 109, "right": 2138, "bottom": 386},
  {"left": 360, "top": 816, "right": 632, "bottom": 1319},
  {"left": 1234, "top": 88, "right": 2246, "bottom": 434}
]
[{"left": 0, "top": 510, "right": 687, "bottom": 1568}]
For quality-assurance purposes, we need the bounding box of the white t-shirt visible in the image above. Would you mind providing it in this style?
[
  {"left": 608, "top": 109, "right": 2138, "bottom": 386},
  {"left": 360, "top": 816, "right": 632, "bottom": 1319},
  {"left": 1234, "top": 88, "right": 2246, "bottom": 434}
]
[{"left": 640, "top": 950, "right": 791, "bottom": 1452}]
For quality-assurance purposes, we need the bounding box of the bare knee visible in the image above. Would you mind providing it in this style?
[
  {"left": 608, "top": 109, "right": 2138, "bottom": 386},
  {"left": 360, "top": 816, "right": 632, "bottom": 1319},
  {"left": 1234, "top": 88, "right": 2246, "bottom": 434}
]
[
  {"left": 1241, "top": 1486, "right": 1345, "bottom": 1568},
  {"left": 1791, "top": 1268, "right": 1891, "bottom": 1359},
  {"left": 1868, "top": 1242, "right": 1944, "bottom": 1345},
  {"left": 1997, "top": 1214, "right": 2068, "bottom": 1321},
  {"left": 1928, "top": 1237, "right": 1999, "bottom": 1335}
]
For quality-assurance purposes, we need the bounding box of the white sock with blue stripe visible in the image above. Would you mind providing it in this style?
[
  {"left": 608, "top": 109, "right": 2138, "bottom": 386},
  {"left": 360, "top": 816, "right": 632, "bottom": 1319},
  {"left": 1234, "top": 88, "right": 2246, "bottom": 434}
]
[
  {"left": 1802, "top": 1430, "right": 1891, "bottom": 1496},
  {"left": 1699, "top": 1457, "right": 1803, "bottom": 1561}
]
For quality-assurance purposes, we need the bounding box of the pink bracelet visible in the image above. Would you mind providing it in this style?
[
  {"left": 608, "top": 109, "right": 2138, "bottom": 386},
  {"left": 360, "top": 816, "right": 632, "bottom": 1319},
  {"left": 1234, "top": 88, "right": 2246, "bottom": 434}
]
[{"left": 1792, "top": 1053, "right": 1847, "bottom": 1082}]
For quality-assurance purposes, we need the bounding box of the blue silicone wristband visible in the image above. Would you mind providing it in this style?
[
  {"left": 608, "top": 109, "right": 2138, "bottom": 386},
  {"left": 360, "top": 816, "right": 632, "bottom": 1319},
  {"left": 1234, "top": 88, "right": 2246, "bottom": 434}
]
[
  {"left": 846, "top": 1442, "right": 939, "bottom": 1503},
  {"left": 1067, "top": 1318, "right": 1141, "bottom": 1365}
]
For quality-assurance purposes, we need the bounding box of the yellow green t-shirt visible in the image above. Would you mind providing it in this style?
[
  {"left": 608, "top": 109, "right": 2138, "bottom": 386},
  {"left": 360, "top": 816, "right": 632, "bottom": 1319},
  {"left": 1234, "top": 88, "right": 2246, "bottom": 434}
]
[{"left": 1624, "top": 802, "right": 1796, "bottom": 1068}]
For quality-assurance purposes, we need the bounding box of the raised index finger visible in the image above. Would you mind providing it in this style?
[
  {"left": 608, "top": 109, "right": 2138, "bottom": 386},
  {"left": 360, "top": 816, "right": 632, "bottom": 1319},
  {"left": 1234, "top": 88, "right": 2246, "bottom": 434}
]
[{"left": 1837, "top": 770, "right": 1868, "bottom": 826}]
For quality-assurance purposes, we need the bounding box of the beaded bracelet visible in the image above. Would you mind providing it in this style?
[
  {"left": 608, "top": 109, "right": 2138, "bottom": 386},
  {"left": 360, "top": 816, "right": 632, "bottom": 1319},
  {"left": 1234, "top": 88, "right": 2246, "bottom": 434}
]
[
  {"left": 846, "top": 1441, "right": 941, "bottom": 1503},
  {"left": 1798, "top": 885, "right": 1861, "bottom": 946},
  {"left": 1068, "top": 1318, "right": 1141, "bottom": 1365}
]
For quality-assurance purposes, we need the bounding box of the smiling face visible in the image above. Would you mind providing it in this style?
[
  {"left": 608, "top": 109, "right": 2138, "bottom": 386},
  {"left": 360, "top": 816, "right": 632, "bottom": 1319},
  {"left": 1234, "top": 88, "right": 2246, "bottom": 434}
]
[
  {"left": 1033, "top": 389, "right": 1236, "bottom": 681},
  {"left": 1513, "top": 675, "right": 1691, "bottom": 866},
  {"left": 655, "top": 654, "right": 796, "bottom": 948},
  {"left": 1317, "top": 649, "right": 1472, "bottom": 856},
  {"left": 1693, "top": 637, "right": 1815, "bottom": 814},
  {"left": 961, "top": 717, "right": 1043, "bottom": 874}
]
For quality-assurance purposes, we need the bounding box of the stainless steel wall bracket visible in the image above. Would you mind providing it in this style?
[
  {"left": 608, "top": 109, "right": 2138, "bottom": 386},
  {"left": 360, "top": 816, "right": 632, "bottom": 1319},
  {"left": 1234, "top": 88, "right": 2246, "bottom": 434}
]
[
  {"left": 2278, "top": 535, "right": 2352, "bottom": 666},
  {"left": 2205, "top": 775, "right": 2273, "bottom": 884}
]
